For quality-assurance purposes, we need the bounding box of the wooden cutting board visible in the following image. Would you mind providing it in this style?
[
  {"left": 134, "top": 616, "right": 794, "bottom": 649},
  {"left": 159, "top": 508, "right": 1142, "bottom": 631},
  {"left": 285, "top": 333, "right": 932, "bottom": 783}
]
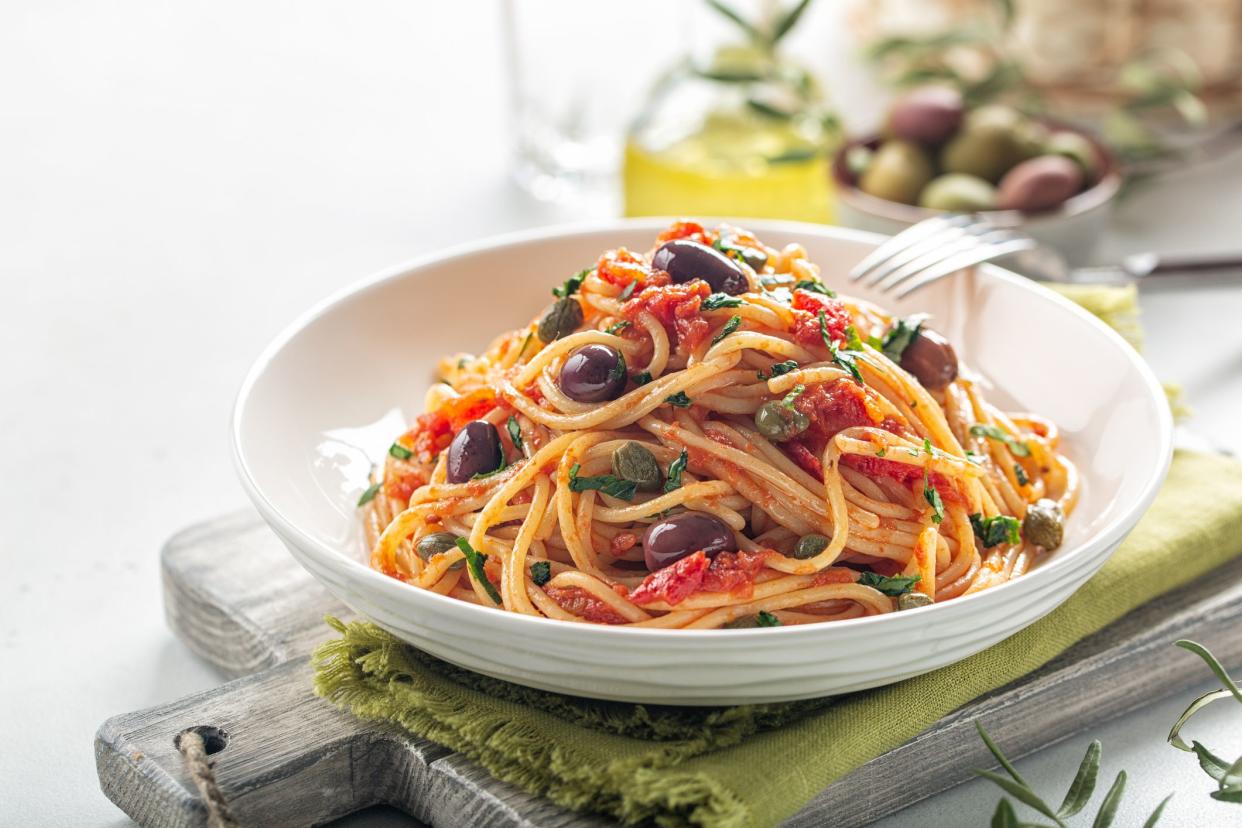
[{"left": 95, "top": 511, "right": 1242, "bottom": 827}]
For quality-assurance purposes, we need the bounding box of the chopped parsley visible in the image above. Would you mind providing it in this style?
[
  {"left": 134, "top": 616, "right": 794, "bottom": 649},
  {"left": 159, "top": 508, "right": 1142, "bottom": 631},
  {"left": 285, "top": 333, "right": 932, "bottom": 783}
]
[
  {"left": 553, "top": 269, "right": 589, "bottom": 299},
  {"left": 356, "top": 481, "right": 381, "bottom": 507},
  {"left": 606, "top": 320, "right": 632, "bottom": 335},
  {"left": 456, "top": 356, "right": 469, "bottom": 369},
  {"left": 702, "top": 292, "right": 743, "bottom": 310},
  {"left": 455, "top": 538, "right": 501, "bottom": 604},
  {"left": 472, "top": 457, "right": 508, "bottom": 480},
  {"left": 388, "top": 442, "right": 413, "bottom": 461},
  {"left": 530, "top": 560, "right": 552, "bottom": 587},
  {"left": 711, "top": 236, "right": 749, "bottom": 263},
  {"left": 665, "top": 391, "right": 693, "bottom": 407},
  {"left": 794, "top": 279, "right": 837, "bottom": 297},
  {"left": 875, "top": 447, "right": 887, "bottom": 457},
  {"left": 781, "top": 384, "right": 806, "bottom": 409},
  {"left": 568, "top": 463, "right": 638, "bottom": 501},
  {"left": 1013, "top": 464, "right": 1029, "bottom": 487},
  {"left": 923, "top": 464, "right": 945, "bottom": 524},
  {"left": 609, "top": 350, "right": 628, "bottom": 386},
  {"left": 757, "top": 359, "right": 798, "bottom": 380},
  {"left": 820, "top": 309, "right": 864, "bottom": 384},
  {"left": 631, "top": 371, "right": 653, "bottom": 386},
  {"left": 506, "top": 415, "right": 524, "bottom": 455},
  {"left": 516, "top": 331, "right": 533, "bottom": 359},
  {"left": 858, "top": 571, "right": 921, "bottom": 596},
  {"left": 619, "top": 280, "right": 638, "bottom": 300},
  {"left": 970, "top": 424, "right": 1032, "bottom": 458},
  {"left": 711, "top": 315, "right": 742, "bottom": 345},
  {"left": 970, "top": 513, "right": 1021, "bottom": 547},
  {"left": 664, "top": 449, "right": 689, "bottom": 493},
  {"left": 880, "top": 314, "right": 930, "bottom": 362},
  {"left": 844, "top": 325, "right": 866, "bottom": 351},
  {"left": 756, "top": 610, "right": 782, "bottom": 627}
]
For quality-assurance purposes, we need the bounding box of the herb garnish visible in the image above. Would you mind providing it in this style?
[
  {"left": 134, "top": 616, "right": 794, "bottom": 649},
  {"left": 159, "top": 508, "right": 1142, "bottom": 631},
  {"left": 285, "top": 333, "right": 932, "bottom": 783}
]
[
  {"left": 711, "top": 236, "right": 749, "bottom": 264},
  {"left": 819, "top": 309, "right": 864, "bottom": 384},
  {"left": 970, "top": 424, "right": 1032, "bottom": 458},
  {"left": 456, "top": 356, "right": 469, "bottom": 369},
  {"left": 619, "top": 280, "right": 638, "bottom": 300},
  {"left": 702, "top": 292, "right": 743, "bottom": 310},
  {"left": 530, "top": 560, "right": 552, "bottom": 587},
  {"left": 875, "top": 447, "right": 887, "bottom": 457},
  {"left": 970, "top": 513, "right": 1021, "bottom": 547},
  {"left": 1013, "top": 464, "right": 1029, "bottom": 486},
  {"left": 923, "top": 465, "right": 945, "bottom": 524},
  {"left": 356, "top": 482, "right": 381, "bottom": 507},
  {"left": 568, "top": 463, "right": 638, "bottom": 501},
  {"left": 858, "top": 571, "right": 921, "bottom": 596},
  {"left": 665, "top": 391, "right": 693, "bottom": 407},
  {"left": 759, "top": 274, "right": 794, "bottom": 288},
  {"left": 606, "top": 320, "right": 632, "bottom": 335},
  {"left": 609, "top": 350, "right": 628, "bottom": 386},
  {"left": 388, "top": 442, "right": 413, "bottom": 461},
  {"left": 880, "top": 313, "right": 930, "bottom": 362},
  {"left": 506, "top": 415, "right": 524, "bottom": 455},
  {"left": 712, "top": 315, "right": 742, "bottom": 345},
  {"left": 794, "top": 279, "right": 837, "bottom": 297},
  {"left": 632, "top": 371, "right": 653, "bottom": 386},
  {"left": 664, "top": 449, "right": 689, "bottom": 493},
  {"left": 757, "top": 359, "right": 798, "bottom": 380},
  {"left": 844, "top": 325, "right": 866, "bottom": 351},
  {"left": 756, "top": 611, "right": 782, "bottom": 627},
  {"left": 781, "top": 384, "right": 805, "bottom": 409},
  {"left": 516, "top": 331, "right": 533, "bottom": 360},
  {"left": 455, "top": 538, "right": 502, "bottom": 604},
  {"left": 553, "top": 269, "right": 589, "bottom": 299}
]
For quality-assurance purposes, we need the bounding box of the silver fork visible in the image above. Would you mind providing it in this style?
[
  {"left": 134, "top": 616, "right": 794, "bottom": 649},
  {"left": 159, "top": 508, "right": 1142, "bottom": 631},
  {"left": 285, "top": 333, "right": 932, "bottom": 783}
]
[{"left": 849, "top": 214, "right": 1037, "bottom": 298}]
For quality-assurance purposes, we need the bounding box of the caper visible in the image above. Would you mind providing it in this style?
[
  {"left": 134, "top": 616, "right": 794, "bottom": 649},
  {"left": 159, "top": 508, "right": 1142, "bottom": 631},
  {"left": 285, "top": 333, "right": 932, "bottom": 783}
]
[
  {"left": 858, "top": 140, "right": 934, "bottom": 205},
  {"left": 792, "top": 533, "right": 830, "bottom": 560},
  {"left": 918, "top": 173, "right": 997, "bottom": 212},
  {"left": 1022, "top": 498, "right": 1064, "bottom": 551},
  {"left": 611, "top": 441, "right": 662, "bottom": 492},
  {"left": 416, "top": 532, "right": 465, "bottom": 569},
  {"left": 898, "top": 592, "right": 934, "bottom": 611},
  {"left": 754, "top": 400, "right": 810, "bottom": 442},
  {"left": 538, "top": 297, "right": 583, "bottom": 343}
]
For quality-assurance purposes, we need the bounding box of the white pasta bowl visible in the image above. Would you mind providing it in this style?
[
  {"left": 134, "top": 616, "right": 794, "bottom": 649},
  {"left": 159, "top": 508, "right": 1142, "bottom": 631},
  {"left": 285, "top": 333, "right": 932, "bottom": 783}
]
[{"left": 232, "top": 218, "right": 1171, "bottom": 705}]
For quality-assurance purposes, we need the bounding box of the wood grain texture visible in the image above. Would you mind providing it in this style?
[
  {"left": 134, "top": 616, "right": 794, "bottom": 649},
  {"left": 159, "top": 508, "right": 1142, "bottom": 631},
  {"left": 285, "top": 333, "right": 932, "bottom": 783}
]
[{"left": 95, "top": 511, "right": 1242, "bottom": 827}]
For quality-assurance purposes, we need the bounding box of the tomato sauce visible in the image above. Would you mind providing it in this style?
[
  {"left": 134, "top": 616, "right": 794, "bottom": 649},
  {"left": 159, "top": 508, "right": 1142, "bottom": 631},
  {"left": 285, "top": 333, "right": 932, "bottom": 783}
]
[
  {"left": 545, "top": 586, "right": 629, "bottom": 625},
  {"left": 629, "top": 551, "right": 710, "bottom": 606},
  {"left": 843, "top": 455, "right": 964, "bottom": 504},
  {"left": 655, "top": 220, "right": 713, "bottom": 245},
  {"left": 700, "top": 550, "right": 769, "bottom": 598},
  {"left": 789, "top": 289, "right": 851, "bottom": 349},
  {"left": 621, "top": 280, "right": 712, "bottom": 352}
]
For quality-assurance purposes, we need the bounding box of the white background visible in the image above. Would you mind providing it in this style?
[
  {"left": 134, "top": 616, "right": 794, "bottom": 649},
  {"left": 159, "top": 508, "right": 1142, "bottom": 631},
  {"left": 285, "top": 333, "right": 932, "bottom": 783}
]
[{"left": 3, "top": 2, "right": 1242, "bottom": 826}]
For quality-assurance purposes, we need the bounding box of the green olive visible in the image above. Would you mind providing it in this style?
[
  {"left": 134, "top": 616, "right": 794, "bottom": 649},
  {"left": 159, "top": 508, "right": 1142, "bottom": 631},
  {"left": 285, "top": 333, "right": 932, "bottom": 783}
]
[
  {"left": 918, "top": 173, "right": 998, "bottom": 212},
  {"left": 538, "top": 297, "right": 583, "bottom": 343},
  {"left": 792, "top": 533, "right": 830, "bottom": 559},
  {"left": 1045, "top": 131, "right": 1099, "bottom": 181},
  {"left": 898, "top": 592, "right": 934, "bottom": 610},
  {"left": 611, "top": 441, "right": 662, "bottom": 492},
  {"left": 940, "top": 122, "right": 1023, "bottom": 183},
  {"left": 754, "top": 400, "right": 810, "bottom": 442},
  {"left": 1022, "top": 498, "right": 1065, "bottom": 550},
  {"left": 858, "top": 140, "right": 934, "bottom": 205},
  {"left": 416, "top": 532, "right": 465, "bottom": 570},
  {"left": 1012, "top": 119, "right": 1050, "bottom": 162}
]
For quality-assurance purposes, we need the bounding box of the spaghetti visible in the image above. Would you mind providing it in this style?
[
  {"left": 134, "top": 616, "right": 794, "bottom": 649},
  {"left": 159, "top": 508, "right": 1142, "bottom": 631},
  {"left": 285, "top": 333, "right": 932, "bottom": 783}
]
[{"left": 362, "top": 221, "right": 1078, "bottom": 628}]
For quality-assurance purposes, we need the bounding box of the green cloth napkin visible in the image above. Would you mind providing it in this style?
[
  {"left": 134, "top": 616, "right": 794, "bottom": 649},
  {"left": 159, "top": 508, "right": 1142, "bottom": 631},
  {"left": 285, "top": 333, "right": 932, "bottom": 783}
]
[{"left": 314, "top": 450, "right": 1242, "bottom": 828}]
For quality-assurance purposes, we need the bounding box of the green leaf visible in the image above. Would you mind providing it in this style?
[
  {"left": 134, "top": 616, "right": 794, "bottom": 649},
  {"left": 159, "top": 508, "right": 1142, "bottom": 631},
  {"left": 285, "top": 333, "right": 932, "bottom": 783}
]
[
  {"left": 971, "top": 513, "right": 1022, "bottom": 547},
  {"left": 455, "top": 538, "right": 502, "bottom": 604},
  {"left": 703, "top": 0, "right": 761, "bottom": 40},
  {"left": 819, "top": 309, "right": 864, "bottom": 384},
  {"left": 923, "top": 465, "right": 945, "bottom": 524},
  {"left": 795, "top": 279, "right": 836, "bottom": 297},
  {"left": 971, "top": 423, "right": 1032, "bottom": 458},
  {"left": 992, "top": 799, "right": 1018, "bottom": 828},
  {"left": 1014, "top": 463, "right": 1029, "bottom": 486},
  {"left": 1175, "top": 640, "right": 1242, "bottom": 704},
  {"left": 665, "top": 391, "right": 693, "bottom": 408},
  {"left": 530, "top": 560, "right": 551, "bottom": 587},
  {"left": 1091, "top": 770, "right": 1126, "bottom": 828},
  {"left": 506, "top": 415, "right": 524, "bottom": 456},
  {"left": 844, "top": 325, "right": 865, "bottom": 351},
  {"left": 1141, "top": 794, "right": 1172, "bottom": 828},
  {"left": 606, "top": 320, "right": 632, "bottom": 335},
  {"left": 711, "top": 315, "right": 742, "bottom": 345},
  {"left": 758, "top": 360, "right": 798, "bottom": 380},
  {"left": 781, "top": 384, "right": 805, "bottom": 409},
  {"left": 553, "top": 268, "right": 589, "bottom": 298},
  {"left": 516, "top": 331, "right": 533, "bottom": 359},
  {"left": 881, "top": 313, "right": 929, "bottom": 362},
  {"left": 702, "top": 292, "right": 743, "bottom": 310},
  {"left": 977, "top": 722, "right": 1031, "bottom": 787},
  {"left": 619, "top": 280, "right": 638, "bottom": 300},
  {"left": 756, "top": 610, "right": 782, "bottom": 627},
  {"left": 664, "top": 449, "right": 688, "bottom": 493},
  {"left": 388, "top": 442, "right": 413, "bottom": 461},
  {"left": 1168, "top": 687, "right": 1235, "bottom": 753},
  {"left": 1222, "top": 753, "right": 1242, "bottom": 792},
  {"left": 1056, "top": 740, "right": 1101, "bottom": 818},
  {"left": 631, "top": 371, "right": 653, "bottom": 386},
  {"left": 356, "top": 481, "right": 381, "bottom": 507},
  {"left": 1210, "top": 788, "right": 1242, "bottom": 802},
  {"left": 1191, "top": 741, "right": 1231, "bottom": 782},
  {"left": 771, "top": 0, "right": 814, "bottom": 44},
  {"left": 857, "top": 571, "right": 920, "bottom": 596},
  {"left": 975, "top": 770, "right": 1060, "bottom": 824},
  {"left": 568, "top": 463, "right": 638, "bottom": 501}
]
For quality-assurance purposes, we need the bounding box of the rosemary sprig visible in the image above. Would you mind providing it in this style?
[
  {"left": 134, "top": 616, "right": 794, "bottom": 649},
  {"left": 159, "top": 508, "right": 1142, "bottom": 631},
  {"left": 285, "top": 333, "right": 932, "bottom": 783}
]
[{"left": 1168, "top": 639, "right": 1242, "bottom": 802}]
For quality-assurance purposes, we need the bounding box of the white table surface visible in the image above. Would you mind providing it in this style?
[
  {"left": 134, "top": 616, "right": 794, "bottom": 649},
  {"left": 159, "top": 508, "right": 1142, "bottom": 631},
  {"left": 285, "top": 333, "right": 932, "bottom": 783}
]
[{"left": 3, "top": 2, "right": 1241, "bottom": 826}]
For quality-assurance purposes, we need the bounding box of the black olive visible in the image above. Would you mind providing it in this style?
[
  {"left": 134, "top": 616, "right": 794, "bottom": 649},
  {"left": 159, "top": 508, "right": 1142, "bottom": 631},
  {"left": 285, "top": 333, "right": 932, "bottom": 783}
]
[
  {"left": 641, "top": 512, "right": 736, "bottom": 571},
  {"left": 899, "top": 328, "right": 959, "bottom": 390},
  {"left": 652, "top": 239, "right": 750, "bottom": 296},
  {"left": 558, "top": 344, "right": 627, "bottom": 403},
  {"left": 446, "top": 421, "right": 503, "bottom": 483}
]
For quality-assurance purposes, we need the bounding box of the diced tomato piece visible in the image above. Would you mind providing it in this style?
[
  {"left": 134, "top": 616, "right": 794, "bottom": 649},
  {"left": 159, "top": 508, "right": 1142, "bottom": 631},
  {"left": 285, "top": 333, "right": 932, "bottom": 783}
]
[
  {"left": 609, "top": 532, "right": 638, "bottom": 556},
  {"left": 700, "top": 550, "right": 769, "bottom": 598},
  {"left": 383, "top": 471, "right": 426, "bottom": 503},
  {"left": 402, "top": 412, "right": 453, "bottom": 464},
  {"left": 597, "top": 248, "right": 653, "bottom": 288},
  {"left": 545, "top": 586, "right": 629, "bottom": 624},
  {"left": 630, "top": 551, "right": 710, "bottom": 606},
  {"left": 843, "top": 455, "right": 964, "bottom": 504},
  {"left": 786, "top": 441, "right": 823, "bottom": 479},
  {"left": 621, "top": 280, "right": 712, "bottom": 351},
  {"left": 656, "top": 220, "right": 711, "bottom": 245},
  {"left": 790, "top": 290, "right": 851, "bottom": 348},
  {"left": 812, "top": 568, "right": 857, "bottom": 586},
  {"left": 438, "top": 389, "right": 497, "bottom": 430}
]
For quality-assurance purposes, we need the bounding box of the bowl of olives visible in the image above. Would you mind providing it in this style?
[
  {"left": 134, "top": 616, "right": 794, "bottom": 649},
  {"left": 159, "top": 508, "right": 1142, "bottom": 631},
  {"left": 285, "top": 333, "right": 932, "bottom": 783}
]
[{"left": 833, "top": 87, "right": 1122, "bottom": 266}]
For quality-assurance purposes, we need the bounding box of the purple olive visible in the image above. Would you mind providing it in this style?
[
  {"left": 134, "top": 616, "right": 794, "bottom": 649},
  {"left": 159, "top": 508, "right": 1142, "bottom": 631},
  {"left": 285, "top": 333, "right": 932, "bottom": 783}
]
[
  {"left": 446, "top": 420, "right": 503, "bottom": 484},
  {"left": 559, "top": 344, "right": 627, "bottom": 403},
  {"left": 642, "top": 512, "right": 737, "bottom": 571},
  {"left": 900, "top": 328, "right": 958, "bottom": 390},
  {"left": 652, "top": 239, "right": 750, "bottom": 296},
  {"left": 996, "top": 155, "right": 1083, "bottom": 212},
  {"left": 887, "top": 86, "right": 964, "bottom": 146}
]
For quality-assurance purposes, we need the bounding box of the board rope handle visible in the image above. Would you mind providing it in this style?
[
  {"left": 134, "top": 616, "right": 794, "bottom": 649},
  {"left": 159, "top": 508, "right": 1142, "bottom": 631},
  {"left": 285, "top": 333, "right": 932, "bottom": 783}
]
[{"left": 176, "top": 727, "right": 239, "bottom": 828}]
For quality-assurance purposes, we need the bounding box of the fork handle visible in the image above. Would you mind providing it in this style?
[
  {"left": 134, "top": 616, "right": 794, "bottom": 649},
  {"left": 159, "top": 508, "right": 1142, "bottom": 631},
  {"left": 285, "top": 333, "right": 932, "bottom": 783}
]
[{"left": 1126, "top": 251, "right": 1242, "bottom": 278}]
